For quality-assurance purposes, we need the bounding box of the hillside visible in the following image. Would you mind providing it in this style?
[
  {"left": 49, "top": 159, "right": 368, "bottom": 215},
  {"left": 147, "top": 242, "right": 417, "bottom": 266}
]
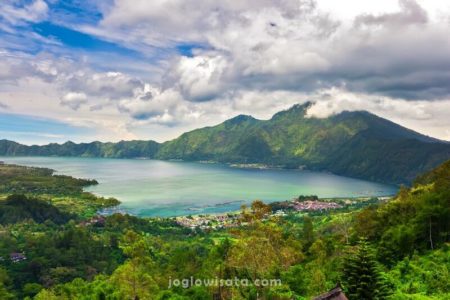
[
  {"left": 1, "top": 159, "right": 449, "bottom": 299},
  {"left": 156, "top": 103, "right": 450, "bottom": 184},
  {"left": 0, "top": 194, "right": 73, "bottom": 225},
  {"left": 0, "top": 139, "right": 160, "bottom": 158},
  {"left": 2, "top": 102, "right": 450, "bottom": 184}
]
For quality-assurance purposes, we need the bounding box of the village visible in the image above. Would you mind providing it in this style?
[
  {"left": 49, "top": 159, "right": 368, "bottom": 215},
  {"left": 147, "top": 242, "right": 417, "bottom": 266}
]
[
  {"left": 175, "top": 196, "right": 351, "bottom": 230},
  {"left": 292, "top": 200, "right": 342, "bottom": 211},
  {"left": 55, "top": 195, "right": 382, "bottom": 232},
  {"left": 175, "top": 213, "right": 240, "bottom": 230}
]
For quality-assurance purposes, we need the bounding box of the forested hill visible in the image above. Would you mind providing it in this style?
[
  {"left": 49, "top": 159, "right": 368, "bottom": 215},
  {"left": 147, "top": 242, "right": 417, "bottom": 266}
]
[
  {"left": 0, "top": 139, "right": 160, "bottom": 159},
  {"left": 2, "top": 102, "right": 450, "bottom": 184}
]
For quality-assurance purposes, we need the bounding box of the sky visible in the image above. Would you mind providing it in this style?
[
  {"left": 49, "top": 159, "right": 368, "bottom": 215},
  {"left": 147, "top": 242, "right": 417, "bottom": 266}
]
[{"left": 1, "top": 0, "right": 450, "bottom": 145}]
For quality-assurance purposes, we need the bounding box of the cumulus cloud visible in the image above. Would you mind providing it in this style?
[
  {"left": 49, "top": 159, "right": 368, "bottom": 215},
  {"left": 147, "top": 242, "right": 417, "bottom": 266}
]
[
  {"left": 164, "top": 54, "right": 229, "bottom": 102},
  {"left": 2, "top": 0, "right": 450, "bottom": 142},
  {"left": 84, "top": 0, "right": 450, "bottom": 102}
]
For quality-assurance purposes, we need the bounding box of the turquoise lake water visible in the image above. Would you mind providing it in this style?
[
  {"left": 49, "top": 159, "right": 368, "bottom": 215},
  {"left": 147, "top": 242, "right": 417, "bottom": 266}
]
[{"left": 1, "top": 157, "right": 398, "bottom": 217}]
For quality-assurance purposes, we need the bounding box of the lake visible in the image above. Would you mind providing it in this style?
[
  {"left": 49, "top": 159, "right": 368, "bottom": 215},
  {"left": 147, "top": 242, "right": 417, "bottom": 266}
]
[{"left": 1, "top": 156, "right": 398, "bottom": 217}]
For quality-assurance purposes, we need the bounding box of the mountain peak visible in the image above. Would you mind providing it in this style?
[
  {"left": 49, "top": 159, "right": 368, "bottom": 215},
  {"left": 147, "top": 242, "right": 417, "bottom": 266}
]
[
  {"left": 271, "top": 101, "right": 313, "bottom": 120},
  {"left": 332, "top": 110, "right": 442, "bottom": 143},
  {"left": 224, "top": 114, "right": 257, "bottom": 126}
]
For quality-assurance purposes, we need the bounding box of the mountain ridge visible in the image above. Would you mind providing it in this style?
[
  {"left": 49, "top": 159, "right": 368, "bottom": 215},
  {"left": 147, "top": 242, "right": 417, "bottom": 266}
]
[{"left": 2, "top": 103, "right": 450, "bottom": 184}]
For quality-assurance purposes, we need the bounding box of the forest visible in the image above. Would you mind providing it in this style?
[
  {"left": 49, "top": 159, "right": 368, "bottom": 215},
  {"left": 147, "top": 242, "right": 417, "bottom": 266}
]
[{"left": 0, "top": 160, "right": 449, "bottom": 299}]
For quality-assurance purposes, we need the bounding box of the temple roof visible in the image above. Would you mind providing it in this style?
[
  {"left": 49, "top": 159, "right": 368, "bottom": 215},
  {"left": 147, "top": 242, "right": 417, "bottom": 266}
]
[{"left": 313, "top": 284, "right": 348, "bottom": 300}]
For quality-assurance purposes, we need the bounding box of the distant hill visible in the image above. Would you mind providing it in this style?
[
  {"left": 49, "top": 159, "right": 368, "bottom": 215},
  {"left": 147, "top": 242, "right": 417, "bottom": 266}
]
[
  {"left": 0, "top": 139, "right": 160, "bottom": 158},
  {"left": 2, "top": 102, "right": 450, "bottom": 184}
]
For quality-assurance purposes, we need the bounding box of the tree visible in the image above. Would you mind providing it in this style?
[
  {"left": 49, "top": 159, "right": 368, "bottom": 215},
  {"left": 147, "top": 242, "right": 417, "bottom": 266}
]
[
  {"left": 302, "top": 215, "right": 314, "bottom": 251},
  {"left": 23, "top": 282, "right": 43, "bottom": 298},
  {"left": 0, "top": 268, "right": 14, "bottom": 300},
  {"left": 34, "top": 289, "right": 59, "bottom": 300},
  {"left": 111, "top": 230, "right": 159, "bottom": 299},
  {"left": 341, "top": 239, "right": 391, "bottom": 300},
  {"left": 240, "top": 200, "right": 272, "bottom": 223},
  {"left": 111, "top": 262, "right": 158, "bottom": 300},
  {"left": 227, "top": 235, "right": 278, "bottom": 280},
  {"left": 250, "top": 200, "right": 272, "bottom": 220},
  {"left": 333, "top": 214, "right": 353, "bottom": 245}
]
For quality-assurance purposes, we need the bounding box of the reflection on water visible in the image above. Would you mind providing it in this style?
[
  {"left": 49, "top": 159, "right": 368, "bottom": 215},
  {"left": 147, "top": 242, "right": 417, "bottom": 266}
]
[{"left": 1, "top": 156, "right": 398, "bottom": 217}]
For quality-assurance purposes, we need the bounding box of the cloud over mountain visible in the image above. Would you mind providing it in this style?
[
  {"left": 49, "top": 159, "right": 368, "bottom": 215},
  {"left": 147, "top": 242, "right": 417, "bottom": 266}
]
[{"left": 1, "top": 0, "right": 450, "bottom": 143}]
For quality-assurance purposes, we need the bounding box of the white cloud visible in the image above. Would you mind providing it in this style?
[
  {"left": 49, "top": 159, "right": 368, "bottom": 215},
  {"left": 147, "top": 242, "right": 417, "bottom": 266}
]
[
  {"left": 86, "top": 0, "right": 450, "bottom": 102},
  {"left": 65, "top": 71, "right": 144, "bottom": 100},
  {"left": 305, "top": 87, "right": 450, "bottom": 141},
  {"left": 166, "top": 54, "right": 229, "bottom": 102},
  {"left": 61, "top": 92, "right": 88, "bottom": 110},
  {"left": 1, "top": 0, "right": 450, "bottom": 143},
  {"left": 0, "top": 0, "right": 48, "bottom": 25}
]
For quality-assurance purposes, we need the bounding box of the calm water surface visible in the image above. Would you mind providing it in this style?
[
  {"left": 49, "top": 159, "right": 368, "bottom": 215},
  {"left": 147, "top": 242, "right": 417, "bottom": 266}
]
[{"left": 1, "top": 157, "right": 398, "bottom": 217}]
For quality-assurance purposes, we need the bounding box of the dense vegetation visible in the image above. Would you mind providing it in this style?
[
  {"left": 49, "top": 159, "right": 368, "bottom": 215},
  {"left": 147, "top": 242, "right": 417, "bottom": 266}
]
[
  {"left": 0, "top": 140, "right": 160, "bottom": 159},
  {"left": 0, "top": 195, "right": 72, "bottom": 225},
  {"left": 0, "top": 160, "right": 449, "bottom": 299},
  {"left": 0, "top": 164, "right": 118, "bottom": 218},
  {"left": 0, "top": 164, "right": 97, "bottom": 196},
  {"left": 3, "top": 103, "right": 450, "bottom": 183}
]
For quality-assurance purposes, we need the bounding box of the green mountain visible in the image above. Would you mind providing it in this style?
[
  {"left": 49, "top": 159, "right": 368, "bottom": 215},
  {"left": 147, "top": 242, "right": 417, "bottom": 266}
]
[
  {"left": 0, "top": 139, "right": 160, "bottom": 158},
  {"left": 2, "top": 102, "right": 450, "bottom": 184},
  {"left": 156, "top": 103, "right": 450, "bottom": 184}
]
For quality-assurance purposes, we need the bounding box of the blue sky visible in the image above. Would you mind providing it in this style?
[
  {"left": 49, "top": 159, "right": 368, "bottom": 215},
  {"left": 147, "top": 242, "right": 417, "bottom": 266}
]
[
  {"left": 0, "top": 112, "right": 91, "bottom": 144},
  {"left": 1, "top": 0, "right": 450, "bottom": 144}
]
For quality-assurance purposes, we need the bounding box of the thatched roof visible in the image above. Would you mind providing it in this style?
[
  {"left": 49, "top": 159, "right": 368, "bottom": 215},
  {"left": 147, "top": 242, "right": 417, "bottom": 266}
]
[{"left": 313, "top": 284, "right": 348, "bottom": 300}]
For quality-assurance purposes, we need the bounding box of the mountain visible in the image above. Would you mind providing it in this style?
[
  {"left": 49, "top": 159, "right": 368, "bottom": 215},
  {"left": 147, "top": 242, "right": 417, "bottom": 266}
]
[
  {"left": 2, "top": 102, "right": 450, "bottom": 184},
  {"left": 0, "top": 139, "right": 160, "bottom": 158},
  {"left": 156, "top": 103, "right": 450, "bottom": 183}
]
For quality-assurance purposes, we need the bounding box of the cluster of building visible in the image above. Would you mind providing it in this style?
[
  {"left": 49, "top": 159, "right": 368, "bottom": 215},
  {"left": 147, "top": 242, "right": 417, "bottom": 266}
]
[
  {"left": 0, "top": 252, "right": 27, "bottom": 263},
  {"left": 292, "top": 200, "right": 342, "bottom": 211},
  {"left": 10, "top": 252, "right": 27, "bottom": 263},
  {"left": 78, "top": 215, "right": 106, "bottom": 227},
  {"left": 176, "top": 214, "right": 240, "bottom": 230},
  {"left": 176, "top": 199, "right": 345, "bottom": 230}
]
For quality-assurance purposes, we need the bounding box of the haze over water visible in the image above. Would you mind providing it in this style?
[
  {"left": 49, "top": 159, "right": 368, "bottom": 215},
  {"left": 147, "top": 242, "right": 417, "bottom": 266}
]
[{"left": 1, "top": 157, "right": 398, "bottom": 217}]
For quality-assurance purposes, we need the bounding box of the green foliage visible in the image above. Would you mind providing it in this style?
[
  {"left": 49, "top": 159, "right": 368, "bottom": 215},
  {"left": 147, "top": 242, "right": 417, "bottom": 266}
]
[
  {"left": 0, "top": 139, "right": 160, "bottom": 159},
  {"left": 302, "top": 216, "right": 314, "bottom": 251},
  {"left": 0, "top": 164, "right": 97, "bottom": 196},
  {"left": 0, "top": 267, "right": 15, "bottom": 300},
  {"left": 22, "top": 283, "right": 43, "bottom": 298},
  {"left": 0, "top": 194, "right": 72, "bottom": 225},
  {"left": 0, "top": 159, "right": 450, "bottom": 299},
  {"left": 0, "top": 164, "right": 119, "bottom": 217},
  {"left": 342, "top": 239, "right": 392, "bottom": 300},
  {"left": 355, "top": 159, "right": 450, "bottom": 265},
  {"left": 388, "top": 246, "right": 450, "bottom": 299}
]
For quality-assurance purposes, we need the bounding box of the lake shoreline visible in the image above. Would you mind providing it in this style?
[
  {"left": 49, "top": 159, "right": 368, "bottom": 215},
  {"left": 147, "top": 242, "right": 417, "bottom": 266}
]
[{"left": 0, "top": 156, "right": 399, "bottom": 218}]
